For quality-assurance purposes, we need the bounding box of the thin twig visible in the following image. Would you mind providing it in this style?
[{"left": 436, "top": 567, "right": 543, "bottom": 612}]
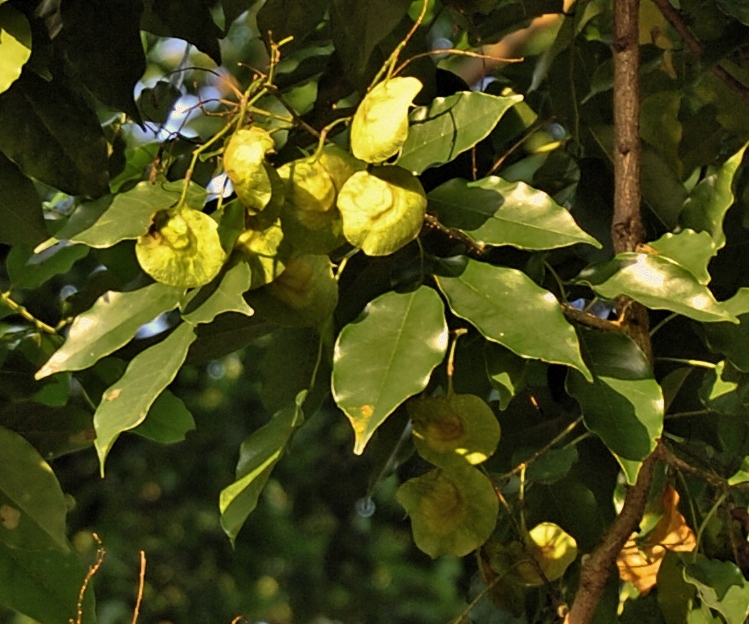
[
  {"left": 423, "top": 213, "right": 488, "bottom": 258},
  {"left": 2, "top": 291, "right": 58, "bottom": 335},
  {"left": 131, "top": 551, "right": 147, "bottom": 624},
  {"left": 72, "top": 533, "right": 106, "bottom": 624}
]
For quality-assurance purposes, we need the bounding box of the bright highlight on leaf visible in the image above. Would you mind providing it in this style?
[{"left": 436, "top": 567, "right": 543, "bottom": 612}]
[
  {"left": 337, "top": 165, "right": 427, "bottom": 256},
  {"left": 223, "top": 126, "right": 276, "bottom": 212},
  {"left": 396, "top": 464, "right": 498, "bottom": 558},
  {"left": 136, "top": 208, "right": 227, "bottom": 288},
  {"left": 514, "top": 523, "right": 578, "bottom": 586},
  {"left": 350, "top": 76, "right": 422, "bottom": 163},
  {"left": 408, "top": 394, "right": 500, "bottom": 467}
]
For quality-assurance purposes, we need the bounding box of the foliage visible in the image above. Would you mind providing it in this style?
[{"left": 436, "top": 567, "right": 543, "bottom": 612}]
[{"left": 3, "top": 0, "right": 749, "bottom": 622}]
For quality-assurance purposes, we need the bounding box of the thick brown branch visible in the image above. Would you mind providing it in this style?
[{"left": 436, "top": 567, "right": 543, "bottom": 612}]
[{"left": 651, "top": 0, "right": 749, "bottom": 108}]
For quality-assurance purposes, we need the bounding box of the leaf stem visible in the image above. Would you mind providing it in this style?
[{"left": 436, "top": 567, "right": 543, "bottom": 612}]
[
  {"left": 695, "top": 491, "right": 728, "bottom": 559},
  {"left": 655, "top": 357, "right": 716, "bottom": 370},
  {"left": 649, "top": 313, "right": 677, "bottom": 337},
  {"left": 543, "top": 261, "right": 567, "bottom": 301},
  {"left": 446, "top": 328, "right": 468, "bottom": 396}
]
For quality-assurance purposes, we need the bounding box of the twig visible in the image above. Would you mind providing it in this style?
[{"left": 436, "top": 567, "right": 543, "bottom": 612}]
[
  {"left": 423, "top": 213, "right": 488, "bottom": 258},
  {"left": 71, "top": 533, "right": 106, "bottom": 624},
  {"left": 131, "top": 551, "right": 147, "bottom": 624},
  {"left": 561, "top": 304, "right": 619, "bottom": 332},
  {"left": 651, "top": 0, "right": 749, "bottom": 108},
  {"left": 1, "top": 291, "right": 58, "bottom": 335}
]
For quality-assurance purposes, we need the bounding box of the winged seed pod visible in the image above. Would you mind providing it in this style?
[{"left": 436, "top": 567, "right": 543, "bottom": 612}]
[{"left": 223, "top": 127, "right": 276, "bottom": 213}]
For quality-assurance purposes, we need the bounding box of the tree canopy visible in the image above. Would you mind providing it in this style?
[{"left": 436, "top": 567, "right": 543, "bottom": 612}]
[{"left": 3, "top": 0, "right": 749, "bottom": 623}]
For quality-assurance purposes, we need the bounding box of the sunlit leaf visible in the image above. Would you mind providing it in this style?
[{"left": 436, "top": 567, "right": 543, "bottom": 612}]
[
  {"left": 36, "top": 282, "right": 184, "bottom": 379},
  {"left": 396, "top": 464, "right": 498, "bottom": 558},
  {"left": 94, "top": 322, "right": 196, "bottom": 473},
  {"left": 338, "top": 165, "right": 427, "bottom": 256},
  {"left": 435, "top": 258, "right": 591, "bottom": 380},
  {"left": 398, "top": 92, "right": 522, "bottom": 174},
  {"left": 427, "top": 176, "right": 600, "bottom": 250},
  {"left": 332, "top": 286, "right": 448, "bottom": 455},
  {"left": 237, "top": 217, "right": 288, "bottom": 290},
  {"left": 647, "top": 229, "right": 716, "bottom": 285},
  {"left": 408, "top": 394, "right": 500, "bottom": 467},
  {"left": 0, "top": 4, "right": 30, "bottom": 94},
  {"left": 350, "top": 77, "right": 422, "bottom": 163},
  {"left": 515, "top": 522, "right": 578, "bottom": 585},
  {"left": 223, "top": 127, "right": 276, "bottom": 213},
  {"left": 575, "top": 253, "right": 736, "bottom": 323},
  {"left": 220, "top": 391, "right": 305, "bottom": 544}
]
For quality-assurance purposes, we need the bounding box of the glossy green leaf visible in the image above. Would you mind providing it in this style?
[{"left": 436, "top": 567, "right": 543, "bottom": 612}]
[
  {"left": 132, "top": 390, "right": 195, "bottom": 443},
  {"left": 566, "top": 329, "right": 663, "bottom": 469},
  {"left": 396, "top": 464, "right": 498, "bottom": 558},
  {"left": 0, "top": 426, "right": 69, "bottom": 553},
  {"left": 36, "top": 282, "right": 184, "bottom": 379},
  {"left": 575, "top": 253, "right": 736, "bottom": 323},
  {"left": 0, "top": 4, "right": 30, "bottom": 94},
  {"left": 703, "top": 288, "right": 749, "bottom": 372},
  {"left": 181, "top": 261, "right": 253, "bottom": 325},
  {"left": 427, "top": 177, "right": 600, "bottom": 250},
  {"left": 94, "top": 322, "right": 196, "bottom": 473},
  {"left": 350, "top": 77, "right": 422, "bottom": 163},
  {"left": 685, "top": 558, "right": 749, "bottom": 624},
  {"left": 435, "top": 258, "right": 591, "bottom": 380},
  {"left": 220, "top": 391, "right": 305, "bottom": 544},
  {"left": 408, "top": 394, "right": 500, "bottom": 467},
  {"left": 332, "top": 286, "right": 448, "bottom": 455},
  {"left": 398, "top": 92, "right": 522, "bottom": 174},
  {"left": 484, "top": 343, "right": 527, "bottom": 410},
  {"left": 6, "top": 242, "right": 89, "bottom": 290},
  {"left": 338, "top": 165, "right": 427, "bottom": 256},
  {"left": 0, "top": 150, "right": 44, "bottom": 245},
  {"left": 0, "top": 72, "right": 109, "bottom": 197},
  {"left": 680, "top": 142, "right": 748, "bottom": 250},
  {"left": 49, "top": 180, "right": 206, "bottom": 249},
  {"left": 136, "top": 207, "right": 227, "bottom": 288},
  {"left": 648, "top": 229, "right": 716, "bottom": 285}
]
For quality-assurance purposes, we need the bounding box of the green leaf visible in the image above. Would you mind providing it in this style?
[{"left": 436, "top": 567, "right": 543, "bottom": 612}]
[
  {"left": 575, "top": 253, "right": 736, "bottom": 323},
  {"left": 0, "top": 72, "right": 109, "bottom": 197},
  {"left": 181, "top": 261, "right": 254, "bottom": 325},
  {"left": 657, "top": 551, "right": 696, "bottom": 624},
  {"left": 409, "top": 394, "right": 500, "bottom": 467},
  {"left": 703, "top": 289, "right": 749, "bottom": 372},
  {"left": 698, "top": 360, "right": 749, "bottom": 415},
  {"left": 132, "top": 390, "right": 195, "bottom": 443},
  {"left": 640, "top": 91, "right": 683, "bottom": 177},
  {"left": 398, "top": 92, "right": 522, "bottom": 175},
  {"left": 684, "top": 558, "right": 749, "bottom": 624},
  {"left": 94, "top": 322, "right": 197, "bottom": 473},
  {"left": 484, "top": 342, "right": 527, "bottom": 410},
  {"left": 350, "top": 77, "right": 422, "bottom": 163},
  {"left": 396, "top": 464, "right": 498, "bottom": 558},
  {"left": 338, "top": 165, "right": 427, "bottom": 256},
  {"left": 680, "top": 142, "right": 748, "bottom": 250},
  {"left": 143, "top": 0, "right": 222, "bottom": 63},
  {"left": 137, "top": 81, "right": 181, "bottom": 125},
  {"left": 514, "top": 446, "right": 578, "bottom": 485},
  {"left": 435, "top": 258, "right": 591, "bottom": 380},
  {"left": 257, "top": 0, "right": 329, "bottom": 48},
  {"left": 219, "top": 391, "right": 305, "bottom": 544},
  {"left": 332, "top": 286, "right": 448, "bottom": 454},
  {"left": 566, "top": 329, "right": 663, "bottom": 471},
  {"left": 36, "top": 282, "right": 184, "bottom": 379},
  {"left": 648, "top": 229, "right": 716, "bottom": 285},
  {"left": 0, "top": 426, "right": 69, "bottom": 553},
  {"left": 0, "top": 151, "right": 44, "bottom": 245},
  {"left": 0, "top": 4, "right": 30, "bottom": 95},
  {"left": 427, "top": 177, "right": 601, "bottom": 250},
  {"left": 6, "top": 242, "right": 89, "bottom": 291},
  {"left": 716, "top": 0, "right": 749, "bottom": 25}
]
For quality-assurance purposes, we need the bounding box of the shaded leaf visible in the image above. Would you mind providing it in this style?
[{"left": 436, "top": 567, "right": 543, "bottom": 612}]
[
  {"left": 0, "top": 4, "right": 30, "bottom": 94},
  {"left": 137, "top": 81, "right": 181, "bottom": 125},
  {"left": 0, "top": 71, "right": 109, "bottom": 197},
  {"left": 575, "top": 253, "right": 736, "bottom": 323},
  {"left": 181, "top": 261, "right": 253, "bottom": 325},
  {"left": 257, "top": 0, "right": 329, "bottom": 48},
  {"left": 220, "top": 391, "right": 305, "bottom": 544},
  {"left": 398, "top": 92, "right": 522, "bottom": 174},
  {"left": 703, "top": 288, "right": 749, "bottom": 372},
  {"left": 143, "top": 0, "right": 222, "bottom": 63},
  {"left": 0, "top": 150, "right": 44, "bottom": 245},
  {"left": 484, "top": 342, "right": 526, "bottom": 410},
  {"left": 332, "top": 286, "right": 448, "bottom": 454},
  {"left": 698, "top": 360, "right": 749, "bottom": 415},
  {"left": 685, "top": 558, "right": 749, "bottom": 624},
  {"left": 428, "top": 176, "right": 600, "bottom": 250},
  {"left": 435, "top": 258, "right": 591, "bottom": 380},
  {"left": 396, "top": 464, "right": 498, "bottom": 558},
  {"left": 6, "top": 242, "right": 89, "bottom": 290},
  {"left": 647, "top": 229, "right": 716, "bottom": 285},
  {"left": 37, "top": 282, "right": 184, "bottom": 379},
  {"left": 716, "top": 0, "right": 749, "bottom": 26},
  {"left": 514, "top": 446, "right": 578, "bottom": 485},
  {"left": 132, "top": 390, "right": 195, "bottom": 443},
  {"left": 94, "top": 322, "right": 196, "bottom": 472},
  {"left": 640, "top": 91, "right": 683, "bottom": 177}
]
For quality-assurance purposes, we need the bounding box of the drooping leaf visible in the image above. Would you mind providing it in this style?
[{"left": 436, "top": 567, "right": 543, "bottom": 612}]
[
  {"left": 566, "top": 329, "right": 663, "bottom": 473},
  {"left": 484, "top": 342, "right": 527, "bottom": 410},
  {"left": 684, "top": 558, "right": 749, "bottom": 624},
  {"left": 408, "top": 394, "right": 500, "bottom": 467},
  {"left": 396, "top": 464, "right": 498, "bottom": 558},
  {"left": 132, "top": 390, "right": 195, "bottom": 443},
  {"left": 435, "top": 258, "right": 591, "bottom": 380},
  {"left": 680, "top": 142, "right": 748, "bottom": 250},
  {"left": 219, "top": 391, "right": 305, "bottom": 544},
  {"left": 6, "top": 242, "right": 89, "bottom": 290},
  {"left": 36, "top": 282, "right": 184, "bottom": 379},
  {"left": 0, "top": 150, "right": 44, "bottom": 245},
  {"left": 427, "top": 176, "right": 601, "bottom": 250},
  {"left": 398, "top": 92, "right": 522, "bottom": 174},
  {"left": 223, "top": 127, "right": 276, "bottom": 213},
  {"left": 181, "top": 261, "right": 253, "bottom": 325},
  {"left": 338, "top": 165, "right": 427, "bottom": 256},
  {"left": 575, "top": 253, "right": 736, "bottom": 323},
  {"left": 94, "top": 322, "right": 197, "bottom": 473},
  {"left": 0, "top": 71, "right": 109, "bottom": 197},
  {"left": 0, "top": 4, "right": 31, "bottom": 95},
  {"left": 136, "top": 207, "right": 227, "bottom": 288},
  {"left": 647, "top": 229, "right": 716, "bottom": 285},
  {"left": 332, "top": 286, "right": 448, "bottom": 454},
  {"left": 0, "top": 426, "right": 69, "bottom": 553}
]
